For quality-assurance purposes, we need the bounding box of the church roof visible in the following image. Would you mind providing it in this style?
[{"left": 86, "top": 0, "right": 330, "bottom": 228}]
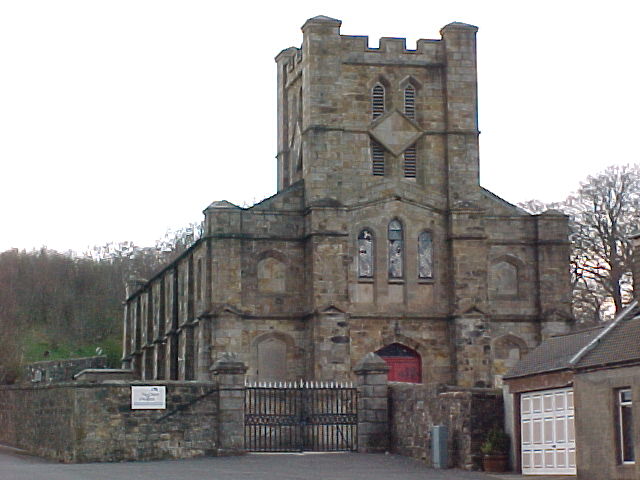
[{"left": 480, "top": 187, "right": 529, "bottom": 215}]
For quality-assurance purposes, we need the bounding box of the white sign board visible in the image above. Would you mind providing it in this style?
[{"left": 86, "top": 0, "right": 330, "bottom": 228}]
[{"left": 131, "top": 386, "right": 166, "bottom": 410}]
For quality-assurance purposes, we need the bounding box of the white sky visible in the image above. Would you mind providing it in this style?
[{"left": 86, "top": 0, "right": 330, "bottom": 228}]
[{"left": 1, "top": 1, "right": 638, "bottom": 254}]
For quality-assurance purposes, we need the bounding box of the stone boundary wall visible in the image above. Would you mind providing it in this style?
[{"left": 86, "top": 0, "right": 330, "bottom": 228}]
[
  {"left": 23, "top": 356, "right": 107, "bottom": 384},
  {"left": 0, "top": 381, "right": 219, "bottom": 462},
  {"left": 389, "top": 383, "right": 503, "bottom": 470}
]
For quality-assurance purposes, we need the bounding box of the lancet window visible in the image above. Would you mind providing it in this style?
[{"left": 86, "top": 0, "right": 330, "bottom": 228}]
[
  {"left": 358, "top": 230, "right": 374, "bottom": 278},
  {"left": 372, "top": 84, "right": 385, "bottom": 119},
  {"left": 371, "top": 141, "right": 385, "bottom": 176},
  {"left": 404, "top": 145, "right": 416, "bottom": 178},
  {"left": 404, "top": 84, "right": 415, "bottom": 119},
  {"left": 388, "top": 220, "right": 404, "bottom": 279}
]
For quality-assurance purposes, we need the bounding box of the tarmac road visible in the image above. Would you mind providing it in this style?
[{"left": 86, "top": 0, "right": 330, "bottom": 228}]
[{"left": 0, "top": 445, "right": 574, "bottom": 480}]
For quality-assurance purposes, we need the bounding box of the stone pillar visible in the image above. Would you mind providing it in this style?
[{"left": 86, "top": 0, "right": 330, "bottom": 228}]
[
  {"left": 195, "top": 317, "right": 212, "bottom": 381},
  {"left": 440, "top": 22, "right": 480, "bottom": 205},
  {"left": 354, "top": 352, "right": 389, "bottom": 453},
  {"left": 122, "top": 277, "right": 146, "bottom": 371},
  {"left": 449, "top": 206, "right": 490, "bottom": 387},
  {"left": 536, "top": 210, "right": 573, "bottom": 338},
  {"left": 211, "top": 353, "right": 247, "bottom": 455},
  {"left": 121, "top": 302, "right": 132, "bottom": 370}
]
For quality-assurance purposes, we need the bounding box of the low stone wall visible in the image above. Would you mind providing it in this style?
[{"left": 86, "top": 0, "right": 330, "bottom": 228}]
[
  {"left": 23, "top": 356, "right": 107, "bottom": 384},
  {"left": 389, "top": 383, "right": 503, "bottom": 469},
  {"left": 0, "top": 381, "right": 219, "bottom": 462}
]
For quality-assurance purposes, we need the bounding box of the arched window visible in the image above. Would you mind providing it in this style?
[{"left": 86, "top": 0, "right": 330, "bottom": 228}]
[
  {"left": 372, "top": 84, "right": 385, "bottom": 119},
  {"left": 358, "top": 229, "right": 374, "bottom": 278},
  {"left": 371, "top": 141, "right": 385, "bottom": 176},
  {"left": 404, "top": 84, "right": 415, "bottom": 119},
  {"left": 388, "top": 220, "right": 403, "bottom": 279},
  {"left": 418, "top": 231, "right": 433, "bottom": 279},
  {"left": 403, "top": 145, "right": 416, "bottom": 178}
]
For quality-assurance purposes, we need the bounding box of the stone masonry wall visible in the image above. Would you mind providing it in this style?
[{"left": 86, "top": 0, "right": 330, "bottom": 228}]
[
  {"left": 0, "top": 381, "right": 219, "bottom": 462},
  {"left": 389, "top": 383, "right": 503, "bottom": 470}
]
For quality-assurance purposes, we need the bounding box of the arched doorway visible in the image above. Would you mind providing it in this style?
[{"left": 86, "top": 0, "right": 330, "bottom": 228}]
[{"left": 375, "top": 343, "right": 422, "bottom": 383}]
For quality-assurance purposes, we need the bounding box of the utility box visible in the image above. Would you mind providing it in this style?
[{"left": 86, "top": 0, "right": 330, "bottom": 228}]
[{"left": 431, "top": 425, "right": 448, "bottom": 469}]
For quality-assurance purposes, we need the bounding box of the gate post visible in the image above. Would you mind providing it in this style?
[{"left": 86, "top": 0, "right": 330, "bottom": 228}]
[
  {"left": 211, "top": 353, "right": 247, "bottom": 455},
  {"left": 354, "top": 352, "right": 389, "bottom": 453}
]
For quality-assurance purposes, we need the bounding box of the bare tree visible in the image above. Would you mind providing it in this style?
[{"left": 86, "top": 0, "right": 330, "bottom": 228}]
[
  {"left": 564, "top": 165, "right": 640, "bottom": 320},
  {"left": 520, "top": 164, "right": 640, "bottom": 325}
]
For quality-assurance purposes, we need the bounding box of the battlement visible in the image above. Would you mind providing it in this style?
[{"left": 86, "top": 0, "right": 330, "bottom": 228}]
[
  {"left": 277, "top": 16, "right": 477, "bottom": 71},
  {"left": 341, "top": 35, "right": 440, "bottom": 55}
]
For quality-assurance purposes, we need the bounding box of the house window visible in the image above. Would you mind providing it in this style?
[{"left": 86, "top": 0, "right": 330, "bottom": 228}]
[
  {"left": 388, "top": 220, "right": 403, "bottom": 279},
  {"left": 371, "top": 141, "right": 385, "bottom": 176},
  {"left": 404, "top": 84, "right": 415, "bottom": 119},
  {"left": 372, "top": 84, "right": 385, "bottom": 119},
  {"left": 404, "top": 145, "right": 416, "bottom": 178},
  {"left": 418, "top": 231, "right": 433, "bottom": 279},
  {"left": 358, "top": 230, "right": 374, "bottom": 278},
  {"left": 618, "top": 388, "right": 635, "bottom": 464}
]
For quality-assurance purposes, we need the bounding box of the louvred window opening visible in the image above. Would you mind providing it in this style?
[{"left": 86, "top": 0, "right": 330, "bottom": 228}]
[
  {"left": 372, "top": 142, "right": 385, "bottom": 176},
  {"left": 404, "top": 84, "right": 415, "bottom": 119},
  {"left": 404, "top": 145, "right": 416, "bottom": 178},
  {"left": 372, "top": 84, "right": 385, "bottom": 119}
]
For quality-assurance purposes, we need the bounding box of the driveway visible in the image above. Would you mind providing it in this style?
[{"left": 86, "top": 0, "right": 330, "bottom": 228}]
[{"left": 0, "top": 445, "right": 574, "bottom": 480}]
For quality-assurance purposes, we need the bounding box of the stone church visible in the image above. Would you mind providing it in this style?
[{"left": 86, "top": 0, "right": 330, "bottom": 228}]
[{"left": 121, "top": 16, "right": 573, "bottom": 388}]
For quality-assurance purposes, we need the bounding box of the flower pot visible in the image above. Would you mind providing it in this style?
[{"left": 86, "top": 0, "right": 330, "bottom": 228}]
[{"left": 482, "top": 454, "right": 508, "bottom": 472}]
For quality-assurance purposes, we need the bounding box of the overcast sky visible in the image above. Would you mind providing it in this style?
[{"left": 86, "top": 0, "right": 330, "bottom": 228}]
[{"left": 1, "top": 0, "right": 638, "bottom": 254}]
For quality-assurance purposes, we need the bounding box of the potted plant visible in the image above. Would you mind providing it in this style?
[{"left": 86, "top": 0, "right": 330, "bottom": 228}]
[{"left": 480, "top": 426, "right": 510, "bottom": 472}]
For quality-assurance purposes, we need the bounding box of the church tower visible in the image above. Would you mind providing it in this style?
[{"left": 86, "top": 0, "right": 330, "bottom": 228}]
[{"left": 276, "top": 16, "right": 480, "bottom": 206}]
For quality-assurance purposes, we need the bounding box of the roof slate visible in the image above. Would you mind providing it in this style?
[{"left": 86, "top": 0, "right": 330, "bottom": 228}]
[
  {"left": 504, "top": 328, "right": 603, "bottom": 379},
  {"left": 575, "top": 315, "right": 640, "bottom": 369},
  {"left": 506, "top": 303, "right": 640, "bottom": 379}
]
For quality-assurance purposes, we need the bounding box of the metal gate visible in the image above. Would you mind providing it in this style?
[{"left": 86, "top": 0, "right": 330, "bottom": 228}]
[{"left": 244, "top": 381, "right": 357, "bottom": 452}]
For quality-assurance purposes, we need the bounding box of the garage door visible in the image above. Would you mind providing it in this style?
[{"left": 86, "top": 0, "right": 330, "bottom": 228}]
[{"left": 520, "top": 388, "right": 576, "bottom": 475}]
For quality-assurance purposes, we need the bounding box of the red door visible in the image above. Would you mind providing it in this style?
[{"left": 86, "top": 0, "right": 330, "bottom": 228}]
[{"left": 376, "top": 343, "right": 422, "bottom": 383}]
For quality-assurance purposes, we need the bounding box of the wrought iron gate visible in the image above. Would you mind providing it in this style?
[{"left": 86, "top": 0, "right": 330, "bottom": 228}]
[{"left": 244, "top": 381, "right": 357, "bottom": 452}]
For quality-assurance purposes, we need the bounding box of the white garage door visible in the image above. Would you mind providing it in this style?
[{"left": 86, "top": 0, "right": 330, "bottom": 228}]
[{"left": 521, "top": 388, "right": 576, "bottom": 475}]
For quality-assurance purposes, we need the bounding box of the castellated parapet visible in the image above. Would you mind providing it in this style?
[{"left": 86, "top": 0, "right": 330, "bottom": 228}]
[{"left": 121, "top": 16, "right": 573, "bottom": 390}]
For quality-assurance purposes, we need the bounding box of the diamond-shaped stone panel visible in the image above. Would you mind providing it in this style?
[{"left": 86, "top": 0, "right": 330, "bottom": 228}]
[{"left": 369, "top": 111, "right": 422, "bottom": 156}]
